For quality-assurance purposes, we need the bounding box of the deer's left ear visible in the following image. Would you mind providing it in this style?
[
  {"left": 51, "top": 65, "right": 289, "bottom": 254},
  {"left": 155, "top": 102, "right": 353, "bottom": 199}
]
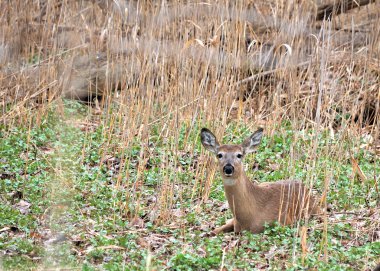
[
  {"left": 242, "top": 128, "right": 263, "bottom": 154},
  {"left": 200, "top": 128, "right": 220, "bottom": 154}
]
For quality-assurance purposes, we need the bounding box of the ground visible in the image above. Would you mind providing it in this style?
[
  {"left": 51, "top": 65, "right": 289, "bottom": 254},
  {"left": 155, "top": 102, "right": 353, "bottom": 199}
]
[{"left": 0, "top": 101, "right": 379, "bottom": 270}]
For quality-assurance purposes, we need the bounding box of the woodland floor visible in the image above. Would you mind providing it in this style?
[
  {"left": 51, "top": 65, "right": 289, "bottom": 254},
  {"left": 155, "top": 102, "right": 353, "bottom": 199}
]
[{"left": 0, "top": 101, "right": 379, "bottom": 270}]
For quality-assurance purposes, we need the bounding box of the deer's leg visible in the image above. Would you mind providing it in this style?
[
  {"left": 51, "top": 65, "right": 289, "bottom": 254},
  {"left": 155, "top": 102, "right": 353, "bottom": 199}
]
[{"left": 212, "top": 218, "right": 235, "bottom": 235}]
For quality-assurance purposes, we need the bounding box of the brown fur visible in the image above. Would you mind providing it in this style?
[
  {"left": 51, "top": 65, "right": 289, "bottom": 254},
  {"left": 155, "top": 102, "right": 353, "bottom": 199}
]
[{"left": 200, "top": 128, "right": 321, "bottom": 235}]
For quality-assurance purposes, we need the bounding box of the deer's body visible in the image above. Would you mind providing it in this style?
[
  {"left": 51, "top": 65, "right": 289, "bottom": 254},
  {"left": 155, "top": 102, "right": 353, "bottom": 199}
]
[{"left": 200, "top": 128, "right": 321, "bottom": 235}]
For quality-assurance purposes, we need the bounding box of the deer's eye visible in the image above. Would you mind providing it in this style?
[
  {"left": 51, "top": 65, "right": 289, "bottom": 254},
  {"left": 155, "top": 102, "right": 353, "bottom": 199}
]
[
  {"left": 237, "top": 153, "right": 243, "bottom": 159},
  {"left": 217, "top": 153, "right": 223, "bottom": 159}
]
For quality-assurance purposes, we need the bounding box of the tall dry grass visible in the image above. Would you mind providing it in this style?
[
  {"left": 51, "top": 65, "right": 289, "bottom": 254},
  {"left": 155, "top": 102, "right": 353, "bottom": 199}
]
[{"left": 1, "top": 1, "right": 379, "bottom": 126}]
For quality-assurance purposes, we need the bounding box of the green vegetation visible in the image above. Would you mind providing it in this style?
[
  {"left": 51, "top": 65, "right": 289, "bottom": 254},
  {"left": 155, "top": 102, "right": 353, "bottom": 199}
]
[{"left": 1, "top": 102, "right": 378, "bottom": 270}]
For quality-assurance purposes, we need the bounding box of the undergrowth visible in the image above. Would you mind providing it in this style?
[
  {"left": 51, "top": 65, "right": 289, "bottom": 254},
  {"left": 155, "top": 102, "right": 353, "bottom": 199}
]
[{"left": 0, "top": 102, "right": 378, "bottom": 270}]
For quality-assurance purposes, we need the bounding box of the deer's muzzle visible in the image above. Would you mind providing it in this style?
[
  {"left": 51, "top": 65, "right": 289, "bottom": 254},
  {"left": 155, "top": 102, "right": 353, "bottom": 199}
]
[{"left": 223, "top": 164, "right": 234, "bottom": 176}]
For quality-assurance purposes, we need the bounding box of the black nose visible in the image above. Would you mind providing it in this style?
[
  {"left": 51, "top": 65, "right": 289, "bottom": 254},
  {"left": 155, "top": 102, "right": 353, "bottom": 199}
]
[{"left": 223, "top": 164, "right": 234, "bottom": 175}]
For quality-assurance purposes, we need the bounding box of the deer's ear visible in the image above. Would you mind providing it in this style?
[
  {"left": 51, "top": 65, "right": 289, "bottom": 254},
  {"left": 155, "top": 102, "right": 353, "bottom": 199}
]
[
  {"left": 200, "top": 128, "right": 219, "bottom": 154},
  {"left": 242, "top": 128, "right": 263, "bottom": 154}
]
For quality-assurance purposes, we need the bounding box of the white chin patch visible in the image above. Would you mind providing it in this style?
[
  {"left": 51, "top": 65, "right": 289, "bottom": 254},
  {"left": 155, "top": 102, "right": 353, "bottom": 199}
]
[{"left": 223, "top": 178, "right": 236, "bottom": 186}]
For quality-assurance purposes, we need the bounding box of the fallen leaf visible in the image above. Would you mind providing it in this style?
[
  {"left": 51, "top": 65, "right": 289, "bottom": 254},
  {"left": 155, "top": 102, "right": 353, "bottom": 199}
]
[
  {"left": 13, "top": 200, "right": 31, "bottom": 214},
  {"left": 136, "top": 237, "right": 149, "bottom": 248},
  {"left": 0, "top": 227, "right": 10, "bottom": 233},
  {"left": 39, "top": 146, "right": 54, "bottom": 155},
  {"left": 145, "top": 234, "right": 168, "bottom": 250},
  {"left": 20, "top": 152, "right": 29, "bottom": 161},
  {"left": 172, "top": 208, "right": 183, "bottom": 218},
  {"left": 130, "top": 216, "right": 145, "bottom": 228},
  {"left": 265, "top": 245, "right": 278, "bottom": 259},
  {"left": 45, "top": 233, "right": 67, "bottom": 245},
  {"left": 30, "top": 231, "right": 43, "bottom": 239},
  {"left": 196, "top": 246, "right": 207, "bottom": 257},
  {"left": 268, "top": 162, "right": 280, "bottom": 171},
  {"left": 223, "top": 239, "right": 239, "bottom": 252}
]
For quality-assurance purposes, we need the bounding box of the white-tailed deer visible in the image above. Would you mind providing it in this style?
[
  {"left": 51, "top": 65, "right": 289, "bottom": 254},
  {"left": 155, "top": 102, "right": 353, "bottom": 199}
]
[{"left": 200, "top": 127, "right": 321, "bottom": 235}]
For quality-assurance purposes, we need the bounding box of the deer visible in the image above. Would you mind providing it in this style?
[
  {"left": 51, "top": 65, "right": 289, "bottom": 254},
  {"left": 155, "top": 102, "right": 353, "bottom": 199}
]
[{"left": 200, "top": 127, "right": 322, "bottom": 235}]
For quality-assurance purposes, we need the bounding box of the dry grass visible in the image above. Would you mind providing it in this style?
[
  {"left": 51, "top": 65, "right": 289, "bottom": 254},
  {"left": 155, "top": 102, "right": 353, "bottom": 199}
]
[
  {"left": 1, "top": 0, "right": 379, "bottom": 129},
  {"left": 0, "top": 0, "right": 379, "bottom": 269}
]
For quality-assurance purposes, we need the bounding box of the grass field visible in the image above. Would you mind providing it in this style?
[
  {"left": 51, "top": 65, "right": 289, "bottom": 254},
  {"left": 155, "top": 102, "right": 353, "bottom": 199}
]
[{"left": 1, "top": 1, "right": 379, "bottom": 270}]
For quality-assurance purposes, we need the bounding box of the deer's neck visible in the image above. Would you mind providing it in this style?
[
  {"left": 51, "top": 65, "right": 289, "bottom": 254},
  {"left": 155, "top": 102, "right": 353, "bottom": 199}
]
[{"left": 223, "top": 172, "right": 263, "bottom": 219}]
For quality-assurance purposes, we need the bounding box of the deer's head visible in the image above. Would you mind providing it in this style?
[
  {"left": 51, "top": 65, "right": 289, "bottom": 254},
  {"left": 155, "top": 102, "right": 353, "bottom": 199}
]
[{"left": 200, "top": 128, "right": 263, "bottom": 185}]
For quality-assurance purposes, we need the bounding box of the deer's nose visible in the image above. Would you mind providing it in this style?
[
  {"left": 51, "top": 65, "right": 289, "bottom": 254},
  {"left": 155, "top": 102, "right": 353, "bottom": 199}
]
[{"left": 223, "top": 164, "right": 234, "bottom": 175}]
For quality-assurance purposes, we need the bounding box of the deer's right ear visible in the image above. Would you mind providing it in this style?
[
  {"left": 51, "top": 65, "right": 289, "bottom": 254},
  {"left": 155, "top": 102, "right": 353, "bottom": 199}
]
[
  {"left": 242, "top": 127, "right": 263, "bottom": 154},
  {"left": 200, "top": 128, "right": 219, "bottom": 154}
]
